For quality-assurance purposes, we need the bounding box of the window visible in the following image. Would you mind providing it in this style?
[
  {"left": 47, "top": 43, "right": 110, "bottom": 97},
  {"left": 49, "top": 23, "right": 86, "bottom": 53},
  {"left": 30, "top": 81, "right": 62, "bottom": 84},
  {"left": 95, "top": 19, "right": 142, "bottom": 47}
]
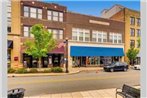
[
  {"left": 30, "top": 7, "right": 37, "bottom": 18},
  {"left": 137, "top": 29, "right": 141, "bottom": 37},
  {"left": 109, "top": 33, "right": 122, "bottom": 44},
  {"left": 137, "top": 18, "right": 140, "bottom": 26},
  {"left": 23, "top": 26, "right": 29, "bottom": 37},
  {"left": 72, "top": 29, "right": 78, "bottom": 41},
  {"left": 85, "top": 31, "right": 90, "bottom": 41},
  {"left": 130, "top": 17, "right": 135, "bottom": 25},
  {"left": 92, "top": 32, "right": 97, "bottom": 42},
  {"left": 48, "top": 29, "right": 63, "bottom": 39},
  {"left": 53, "top": 11, "right": 58, "bottom": 21},
  {"left": 118, "top": 34, "right": 122, "bottom": 43},
  {"left": 47, "top": 10, "right": 52, "bottom": 20},
  {"left": 109, "top": 33, "right": 113, "bottom": 43},
  {"left": 98, "top": 33, "right": 102, "bottom": 42},
  {"left": 130, "top": 40, "right": 135, "bottom": 47},
  {"left": 130, "top": 28, "right": 135, "bottom": 37},
  {"left": 37, "top": 9, "right": 42, "bottom": 19},
  {"left": 79, "top": 31, "right": 84, "bottom": 41},
  {"left": 103, "top": 33, "right": 107, "bottom": 42},
  {"left": 59, "top": 12, "right": 63, "bottom": 22},
  {"left": 24, "top": 6, "right": 29, "bottom": 17},
  {"left": 7, "top": 27, "right": 11, "bottom": 33},
  {"left": 23, "top": 6, "right": 42, "bottom": 19}
]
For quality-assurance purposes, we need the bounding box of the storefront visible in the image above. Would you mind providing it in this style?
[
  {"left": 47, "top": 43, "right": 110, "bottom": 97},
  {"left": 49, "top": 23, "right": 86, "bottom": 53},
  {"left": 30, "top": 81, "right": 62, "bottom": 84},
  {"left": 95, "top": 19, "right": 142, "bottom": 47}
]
[
  {"left": 70, "top": 46, "right": 124, "bottom": 67},
  {"left": 7, "top": 40, "right": 13, "bottom": 67},
  {"left": 22, "top": 46, "right": 65, "bottom": 68}
]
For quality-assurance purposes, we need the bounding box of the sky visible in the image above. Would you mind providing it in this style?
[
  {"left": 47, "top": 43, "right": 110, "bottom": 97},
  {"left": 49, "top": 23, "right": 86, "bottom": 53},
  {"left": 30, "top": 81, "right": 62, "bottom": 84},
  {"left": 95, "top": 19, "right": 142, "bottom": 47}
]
[{"left": 43, "top": 0, "right": 140, "bottom": 17}]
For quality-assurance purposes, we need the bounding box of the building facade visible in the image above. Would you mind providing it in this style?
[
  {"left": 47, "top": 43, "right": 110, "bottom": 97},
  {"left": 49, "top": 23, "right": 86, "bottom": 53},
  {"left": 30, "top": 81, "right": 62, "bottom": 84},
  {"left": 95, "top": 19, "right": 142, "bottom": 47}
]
[
  {"left": 8, "top": 0, "right": 125, "bottom": 69},
  {"left": 101, "top": 5, "right": 141, "bottom": 64}
]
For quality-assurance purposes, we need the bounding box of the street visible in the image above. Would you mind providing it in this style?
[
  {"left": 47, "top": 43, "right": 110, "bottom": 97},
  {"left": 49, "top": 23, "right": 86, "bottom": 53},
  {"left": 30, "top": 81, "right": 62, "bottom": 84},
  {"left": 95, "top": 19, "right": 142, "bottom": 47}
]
[{"left": 8, "top": 69, "right": 140, "bottom": 96}]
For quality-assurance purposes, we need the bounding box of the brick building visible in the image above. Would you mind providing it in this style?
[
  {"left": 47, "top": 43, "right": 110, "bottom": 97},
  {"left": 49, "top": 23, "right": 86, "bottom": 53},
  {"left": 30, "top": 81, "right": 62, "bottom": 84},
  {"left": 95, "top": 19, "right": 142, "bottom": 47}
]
[
  {"left": 101, "top": 4, "right": 141, "bottom": 64},
  {"left": 8, "top": 1, "right": 125, "bottom": 69}
]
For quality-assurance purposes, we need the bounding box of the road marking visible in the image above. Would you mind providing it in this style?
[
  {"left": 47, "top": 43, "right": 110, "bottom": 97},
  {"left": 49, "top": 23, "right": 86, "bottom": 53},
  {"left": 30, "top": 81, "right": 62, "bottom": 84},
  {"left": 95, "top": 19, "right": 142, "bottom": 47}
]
[{"left": 9, "top": 74, "right": 139, "bottom": 85}]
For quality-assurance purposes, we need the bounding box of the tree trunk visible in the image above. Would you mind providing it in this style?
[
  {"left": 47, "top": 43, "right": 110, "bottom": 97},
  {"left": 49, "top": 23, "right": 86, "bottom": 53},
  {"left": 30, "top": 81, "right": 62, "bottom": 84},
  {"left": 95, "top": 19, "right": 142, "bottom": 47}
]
[{"left": 38, "top": 58, "right": 42, "bottom": 68}]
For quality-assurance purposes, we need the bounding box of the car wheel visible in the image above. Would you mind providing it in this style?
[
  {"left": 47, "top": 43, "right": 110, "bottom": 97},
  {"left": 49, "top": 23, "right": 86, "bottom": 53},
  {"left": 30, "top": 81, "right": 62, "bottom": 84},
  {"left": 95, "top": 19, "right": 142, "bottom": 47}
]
[
  {"left": 110, "top": 68, "right": 114, "bottom": 72},
  {"left": 124, "top": 68, "right": 127, "bottom": 71}
]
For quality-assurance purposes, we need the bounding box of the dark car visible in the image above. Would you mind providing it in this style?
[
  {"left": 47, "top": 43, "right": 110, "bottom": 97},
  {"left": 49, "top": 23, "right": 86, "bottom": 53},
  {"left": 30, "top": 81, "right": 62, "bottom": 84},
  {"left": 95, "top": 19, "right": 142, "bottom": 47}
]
[{"left": 103, "top": 62, "right": 128, "bottom": 72}]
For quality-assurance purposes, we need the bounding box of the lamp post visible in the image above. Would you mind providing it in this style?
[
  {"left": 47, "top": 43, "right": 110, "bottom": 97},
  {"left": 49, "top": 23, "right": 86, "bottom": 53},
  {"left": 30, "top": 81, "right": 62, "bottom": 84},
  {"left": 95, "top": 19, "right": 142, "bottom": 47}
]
[{"left": 64, "top": 37, "right": 69, "bottom": 73}]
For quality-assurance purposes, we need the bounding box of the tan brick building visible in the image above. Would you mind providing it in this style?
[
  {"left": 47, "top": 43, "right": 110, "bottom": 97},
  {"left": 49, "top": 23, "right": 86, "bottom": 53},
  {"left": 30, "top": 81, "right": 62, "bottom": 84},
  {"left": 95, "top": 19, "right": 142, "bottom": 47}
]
[
  {"left": 8, "top": 1, "right": 125, "bottom": 69},
  {"left": 101, "top": 5, "right": 140, "bottom": 64}
]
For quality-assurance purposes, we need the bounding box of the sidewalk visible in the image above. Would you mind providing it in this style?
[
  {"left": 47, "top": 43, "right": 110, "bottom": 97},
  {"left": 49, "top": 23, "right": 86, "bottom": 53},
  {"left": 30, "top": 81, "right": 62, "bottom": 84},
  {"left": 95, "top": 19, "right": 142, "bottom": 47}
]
[
  {"left": 24, "top": 86, "right": 140, "bottom": 98},
  {"left": 8, "top": 67, "right": 103, "bottom": 77}
]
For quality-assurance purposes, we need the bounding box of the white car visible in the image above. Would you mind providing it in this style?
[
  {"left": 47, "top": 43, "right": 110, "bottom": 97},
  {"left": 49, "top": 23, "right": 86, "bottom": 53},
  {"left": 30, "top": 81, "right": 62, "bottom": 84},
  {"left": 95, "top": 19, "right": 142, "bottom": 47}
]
[{"left": 134, "top": 65, "right": 140, "bottom": 70}]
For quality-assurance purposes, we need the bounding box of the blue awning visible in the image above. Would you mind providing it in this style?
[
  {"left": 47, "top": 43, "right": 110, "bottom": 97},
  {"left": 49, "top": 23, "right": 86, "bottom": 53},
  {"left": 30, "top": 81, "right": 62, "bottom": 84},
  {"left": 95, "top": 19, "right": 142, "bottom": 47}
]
[{"left": 70, "top": 46, "right": 124, "bottom": 56}]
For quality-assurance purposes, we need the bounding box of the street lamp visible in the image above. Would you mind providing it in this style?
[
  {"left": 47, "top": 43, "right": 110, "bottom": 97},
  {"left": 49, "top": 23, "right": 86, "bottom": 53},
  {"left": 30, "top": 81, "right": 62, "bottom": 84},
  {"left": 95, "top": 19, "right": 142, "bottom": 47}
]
[{"left": 64, "top": 37, "right": 69, "bottom": 73}]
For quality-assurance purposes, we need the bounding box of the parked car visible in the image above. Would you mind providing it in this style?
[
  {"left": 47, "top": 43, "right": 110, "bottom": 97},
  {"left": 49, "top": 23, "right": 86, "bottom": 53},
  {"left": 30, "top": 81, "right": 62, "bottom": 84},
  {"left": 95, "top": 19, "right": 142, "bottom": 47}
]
[
  {"left": 134, "top": 64, "right": 140, "bottom": 70},
  {"left": 103, "top": 62, "right": 128, "bottom": 72}
]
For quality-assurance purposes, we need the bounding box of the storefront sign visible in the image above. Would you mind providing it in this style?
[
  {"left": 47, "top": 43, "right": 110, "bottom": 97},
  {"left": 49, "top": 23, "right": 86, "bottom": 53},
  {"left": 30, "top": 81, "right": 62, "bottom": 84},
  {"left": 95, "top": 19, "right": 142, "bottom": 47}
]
[{"left": 14, "top": 57, "right": 18, "bottom": 61}]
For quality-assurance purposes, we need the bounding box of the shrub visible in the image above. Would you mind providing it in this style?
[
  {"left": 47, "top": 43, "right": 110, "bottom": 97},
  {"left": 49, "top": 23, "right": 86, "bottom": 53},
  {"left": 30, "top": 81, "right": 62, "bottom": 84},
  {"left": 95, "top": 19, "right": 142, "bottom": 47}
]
[
  {"left": 28, "top": 68, "right": 38, "bottom": 73},
  {"left": 8, "top": 68, "right": 16, "bottom": 73},
  {"left": 42, "top": 69, "right": 51, "bottom": 73},
  {"left": 51, "top": 67, "right": 63, "bottom": 73},
  {"left": 15, "top": 68, "right": 28, "bottom": 74}
]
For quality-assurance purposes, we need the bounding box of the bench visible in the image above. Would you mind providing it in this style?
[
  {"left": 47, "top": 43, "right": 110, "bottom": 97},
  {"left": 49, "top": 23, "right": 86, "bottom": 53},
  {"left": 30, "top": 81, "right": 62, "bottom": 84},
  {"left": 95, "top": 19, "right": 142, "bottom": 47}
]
[{"left": 116, "top": 84, "right": 140, "bottom": 98}]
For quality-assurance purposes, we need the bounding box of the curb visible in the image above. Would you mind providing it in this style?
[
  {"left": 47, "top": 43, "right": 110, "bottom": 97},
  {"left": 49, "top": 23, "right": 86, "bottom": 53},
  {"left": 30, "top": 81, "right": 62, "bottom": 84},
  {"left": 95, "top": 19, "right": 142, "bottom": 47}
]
[{"left": 8, "top": 69, "right": 103, "bottom": 77}]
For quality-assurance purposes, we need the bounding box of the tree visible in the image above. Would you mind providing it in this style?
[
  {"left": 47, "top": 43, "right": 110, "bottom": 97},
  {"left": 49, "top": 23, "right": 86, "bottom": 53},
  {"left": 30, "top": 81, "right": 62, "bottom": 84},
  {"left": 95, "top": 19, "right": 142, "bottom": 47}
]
[
  {"left": 24, "top": 24, "right": 56, "bottom": 68},
  {"left": 137, "top": 37, "right": 141, "bottom": 48},
  {"left": 126, "top": 47, "right": 139, "bottom": 66}
]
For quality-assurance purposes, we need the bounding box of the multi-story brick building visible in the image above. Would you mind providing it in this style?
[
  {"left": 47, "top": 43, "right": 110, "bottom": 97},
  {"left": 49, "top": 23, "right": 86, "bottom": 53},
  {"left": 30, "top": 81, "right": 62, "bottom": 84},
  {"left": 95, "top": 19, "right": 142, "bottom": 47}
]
[
  {"left": 8, "top": 1, "right": 125, "bottom": 70},
  {"left": 101, "top": 4, "right": 140, "bottom": 64}
]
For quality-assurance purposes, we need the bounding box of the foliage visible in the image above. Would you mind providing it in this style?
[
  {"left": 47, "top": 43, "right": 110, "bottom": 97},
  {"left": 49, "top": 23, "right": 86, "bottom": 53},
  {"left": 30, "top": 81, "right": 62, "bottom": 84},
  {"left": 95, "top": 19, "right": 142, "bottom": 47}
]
[
  {"left": 24, "top": 24, "right": 56, "bottom": 67},
  {"left": 8, "top": 67, "right": 16, "bottom": 73},
  {"left": 42, "top": 69, "right": 51, "bottom": 73},
  {"left": 15, "top": 68, "right": 28, "bottom": 74},
  {"left": 28, "top": 68, "right": 38, "bottom": 73},
  {"left": 137, "top": 37, "right": 141, "bottom": 48},
  {"left": 126, "top": 47, "right": 139, "bottom": 65},
  {"left": 51, "top": 67, "right": 63, "bottom": 73}
]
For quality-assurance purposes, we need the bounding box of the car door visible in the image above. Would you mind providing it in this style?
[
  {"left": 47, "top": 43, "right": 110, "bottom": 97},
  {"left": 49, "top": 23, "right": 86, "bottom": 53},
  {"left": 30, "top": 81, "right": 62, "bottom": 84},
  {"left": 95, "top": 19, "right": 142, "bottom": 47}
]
[{"left": 114, "top": 62, "right": 120, "bottom": 70}]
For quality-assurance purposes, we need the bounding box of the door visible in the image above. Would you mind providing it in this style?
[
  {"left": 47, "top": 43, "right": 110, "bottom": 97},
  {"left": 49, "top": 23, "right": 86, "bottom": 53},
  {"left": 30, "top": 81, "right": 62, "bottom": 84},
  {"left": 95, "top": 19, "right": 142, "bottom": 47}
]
[{"left": 52, "top": 54, "right": 60, "bottom": 67}]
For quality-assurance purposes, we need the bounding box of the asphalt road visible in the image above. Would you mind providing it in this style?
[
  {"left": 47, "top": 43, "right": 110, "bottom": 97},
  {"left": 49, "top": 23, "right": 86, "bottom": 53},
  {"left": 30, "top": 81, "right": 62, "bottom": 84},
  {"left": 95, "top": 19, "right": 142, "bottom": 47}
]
[{"left": 8, "top": 69, "right": 140, "bottom": 96}]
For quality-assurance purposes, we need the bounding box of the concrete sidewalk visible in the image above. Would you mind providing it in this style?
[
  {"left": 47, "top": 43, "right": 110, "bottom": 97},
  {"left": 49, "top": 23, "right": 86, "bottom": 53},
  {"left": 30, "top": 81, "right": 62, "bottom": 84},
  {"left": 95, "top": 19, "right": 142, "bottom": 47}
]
[
  {"left": 24, "top": 86, "right": 140, "bottom": 98},
  {"left": 8, "top": 67, "right": 103, "bottom": 77}
]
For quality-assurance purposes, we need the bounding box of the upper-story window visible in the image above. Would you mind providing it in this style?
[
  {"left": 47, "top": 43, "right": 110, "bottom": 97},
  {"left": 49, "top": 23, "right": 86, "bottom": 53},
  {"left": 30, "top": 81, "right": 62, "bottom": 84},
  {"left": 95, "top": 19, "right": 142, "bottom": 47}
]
[
  {"left": 92, "top": 31, "right": 107, "bottom": 43},
  {"left": 130, "top": 28, "right": 135, "bottom": 37},
  {"left": 72, "top": 28, "right": 90, "bottom": 42},
  {"left": 23, "top": 6, "right": 42, "bottom": 19},
  {"left": 137, "top": 29, "right": 141, "bottom": 37},
  {"left": 109, "top": 33, "right": 122, "bottom": 44},
  {"left": 47, "top": 10, "right": 63, "bottom": 22},
  {"left": 23, "top": 26, "right": 34, "bottom": 37},
  {"left": 130, "top": 40, "right": 135, "bottom": 48},
  {"left": 137, "top": 18, "right": 140, "bottom": 26},
  {"left": 130, "top": 17, "right": 135, "bottom": 25},
  {"left": 30, "top": 7, "right": 37, "bottom": 18},
  {"left": 48, "top": 29, "right": 63, "bottom": 40}
]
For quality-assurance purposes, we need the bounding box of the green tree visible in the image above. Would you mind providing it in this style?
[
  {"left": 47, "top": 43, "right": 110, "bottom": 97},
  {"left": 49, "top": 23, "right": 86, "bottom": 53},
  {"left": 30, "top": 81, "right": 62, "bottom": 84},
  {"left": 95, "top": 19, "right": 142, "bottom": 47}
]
[
  {"left": 24, "top": 24, "right": 56, "bottom": 68},
  {"left": 137, "top": 37, "right": 141, "bottom": 48},
  {"left": 126, "top": 47, "right": 139, "bottom": 66}
]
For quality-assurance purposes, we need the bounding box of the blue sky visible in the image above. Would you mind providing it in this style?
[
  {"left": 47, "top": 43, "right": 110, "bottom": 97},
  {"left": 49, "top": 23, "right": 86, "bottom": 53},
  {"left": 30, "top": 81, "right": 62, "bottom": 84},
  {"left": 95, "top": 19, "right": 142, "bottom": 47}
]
[{"left": 43, "top": 0, "right": 140, "bottom": 17}]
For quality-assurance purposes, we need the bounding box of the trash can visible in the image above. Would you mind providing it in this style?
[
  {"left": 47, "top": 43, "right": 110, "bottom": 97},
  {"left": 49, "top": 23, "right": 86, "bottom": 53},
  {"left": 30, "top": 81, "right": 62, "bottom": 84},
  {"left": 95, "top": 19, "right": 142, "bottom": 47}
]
[{"left": 8, "top": 88, "right": 25, "bottom": 98}]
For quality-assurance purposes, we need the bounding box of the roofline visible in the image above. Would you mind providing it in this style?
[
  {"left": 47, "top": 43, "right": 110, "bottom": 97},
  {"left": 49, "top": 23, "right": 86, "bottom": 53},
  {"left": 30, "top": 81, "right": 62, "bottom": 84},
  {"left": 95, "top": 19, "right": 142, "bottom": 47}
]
[{"left": 67, "top": 11, "right": 125, "bottom": 23}]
